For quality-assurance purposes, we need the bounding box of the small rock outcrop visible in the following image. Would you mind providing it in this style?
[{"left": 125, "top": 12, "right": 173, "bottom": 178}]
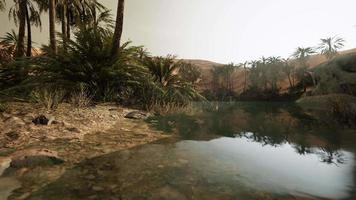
[{"left": 124, "top": 111, "right": 149, "bottom": 120}]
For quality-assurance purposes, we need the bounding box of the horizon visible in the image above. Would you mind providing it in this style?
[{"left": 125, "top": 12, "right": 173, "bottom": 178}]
[{"left": 1, "top": 0, "right": 356, "bottom": 63}]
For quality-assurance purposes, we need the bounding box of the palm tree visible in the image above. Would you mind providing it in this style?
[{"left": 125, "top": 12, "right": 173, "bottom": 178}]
[
  {"left": 318, "top": 36, "right": 345, "bottom": 59},
  {"left": 25, "top": 1, "right": 41, "bottom": 56},
  {"left": 8, "top": 0, "right": 27, "bottom": 57},
  {"left": 55, "top": 0, "right": 105, "bottom": 47},
  {"left": 111, "top": 0, "right": 125, "bottom": 57},
  {"left": 49, "top": 0, "right": 57, "bottom": 53},
  {"left": 292, "top": 47, "right": 315, "bottom": 62},
  {"left": 143, "top": 55, "right": 180, "bottom": 87},
  {"left": 8, "top": 0, "right": 42, "bottom": 57},
  {"left": 0, "top": 30, "right": 18, "bottom": 63},
  {"left": 0, "top": 30, "right": 19, "bottom": 55}
]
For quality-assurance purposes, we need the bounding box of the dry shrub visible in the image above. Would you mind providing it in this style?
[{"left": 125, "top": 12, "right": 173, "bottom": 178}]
[
  {"left": 70, "top": 86, "right": 92, "bottom": 108},
  {"left": 147, "top": 101, "right": 194, "bottom": 115},
  {"left": 31, "top": 88, "right": 65, "bottom": 111}
]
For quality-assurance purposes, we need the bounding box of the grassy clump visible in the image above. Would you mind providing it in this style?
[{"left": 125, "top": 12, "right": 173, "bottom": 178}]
[{"left": 0, "top": 102, "right": 7, "bottom": 112}]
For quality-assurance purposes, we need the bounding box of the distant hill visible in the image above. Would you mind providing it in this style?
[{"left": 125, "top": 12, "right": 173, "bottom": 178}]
[{"left": 184, "top": 48, "right": 356, "bottom": 93}]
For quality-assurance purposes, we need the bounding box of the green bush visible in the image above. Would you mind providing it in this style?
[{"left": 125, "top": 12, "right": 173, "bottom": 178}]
[{"left": 0, "top": 18, "right": 202, "bottom": 111}]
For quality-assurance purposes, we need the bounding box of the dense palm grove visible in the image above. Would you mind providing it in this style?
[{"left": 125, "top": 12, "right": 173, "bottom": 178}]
[
  {"left": 205, "top": 36, "right": 349, "bottom": 101},
  {"left": 0, "top": 0, "right": 203, "bottom": 110}
]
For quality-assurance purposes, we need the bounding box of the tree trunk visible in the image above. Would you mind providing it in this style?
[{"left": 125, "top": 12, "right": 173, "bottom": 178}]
[
  {"left": 61, "top": 3, "right": 68, "bottom": 48},
  {"left": 111, "top": 0, "right": 125, "bottom": 57},
  {"left": 25, "top": 5, "right": 32, "bottom": 57},
  {"left": 243, "top": 66, "right": 247, "bottom": 92},
  {"left": 49, "top": 0, "right": 57, "bottom": 54},
  {"left": 66, "top": 8, "right": 71, "bottom": 39},
  {"left": 15, "top": 0, "right": 27, "bottom": 57}
]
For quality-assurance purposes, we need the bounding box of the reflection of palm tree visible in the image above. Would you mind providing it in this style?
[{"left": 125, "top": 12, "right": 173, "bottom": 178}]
[{"left": 318, "top": 36, "right": 345, "bottom": 59}]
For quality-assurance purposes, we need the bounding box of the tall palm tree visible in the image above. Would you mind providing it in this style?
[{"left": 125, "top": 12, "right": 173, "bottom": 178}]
[
  {"left": 318, "top": 36, "right": 345, "bottom": 59},
  {"left": 111, "top": 0, "right": 125, "bottom": 57},
  {"left": 55, "top": 0, "right": 105, "bottom": 46},
  {"left": 25, "top": 1, "right": 41, "bottom": 56},
  {"left": 8, "top": 0, "right": 42, "bottom": 57},
  {"left": 49, "top": 0, "right": 57, "bottom": 53},
  {"left": 8, "top": 0, "right": 27, "bottom": 57}
]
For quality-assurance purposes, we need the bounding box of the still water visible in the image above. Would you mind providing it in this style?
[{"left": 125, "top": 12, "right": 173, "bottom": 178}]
[{"left": 28, "top": 102, "right": 356, "bottom": 199}]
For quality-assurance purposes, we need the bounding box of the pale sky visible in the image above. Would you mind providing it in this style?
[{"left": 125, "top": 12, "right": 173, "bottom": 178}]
[{"left": 1, "top": 0, "right": 356, "bottom": 63}]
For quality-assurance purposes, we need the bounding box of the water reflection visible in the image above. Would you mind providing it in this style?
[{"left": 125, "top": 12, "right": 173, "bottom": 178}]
[
  {"left": 26, "top": 136, "right": 355, "bottom": 200},
  {"left": 148, "top": 102, "right": 348, "bottom": 166}
]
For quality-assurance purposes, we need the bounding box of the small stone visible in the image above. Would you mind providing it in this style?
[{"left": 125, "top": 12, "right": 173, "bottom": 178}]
[
  {"left": 85, "top": 174, "right": 96, "bottom": 180},
  {"left": 92, "top": 186, "right": 104, "bottom": 192},
  {"left": 66, "top": 127, "right": 81, "bottom": 133},
  {"left": 124, "top": 111, "right": 149, "bottom": 120}
]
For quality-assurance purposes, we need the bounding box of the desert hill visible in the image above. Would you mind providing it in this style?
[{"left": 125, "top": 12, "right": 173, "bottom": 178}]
[{"left": 185, "top": 48, "right": 356, "bottom": 93}]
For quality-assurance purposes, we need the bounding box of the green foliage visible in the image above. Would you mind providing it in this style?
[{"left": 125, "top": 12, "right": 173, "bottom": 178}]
[
  {"left": 142, "top": 56, "right": 204, "bottom": 107},
  {"left": 210, "top": 63, "right": 239, "bottom": 100},
  {"left": 0, "top": 16, "right": 202, "bottom": 110},
  {"left": 179, "top": 62, "right": 201, "bottom": 84}
]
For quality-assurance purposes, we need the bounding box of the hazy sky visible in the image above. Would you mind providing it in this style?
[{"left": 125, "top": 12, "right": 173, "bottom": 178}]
[{"left": 1, "top": 0, "right": 356, "bottom": 63}]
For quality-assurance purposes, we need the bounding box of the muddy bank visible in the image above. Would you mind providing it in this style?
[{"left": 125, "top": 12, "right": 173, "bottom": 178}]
[{"left": 0, "top": 102, "right": 169, "bottom": 199}]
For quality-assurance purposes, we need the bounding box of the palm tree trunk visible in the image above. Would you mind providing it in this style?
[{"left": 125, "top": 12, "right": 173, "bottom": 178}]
[
  {"left": 49, "top": 0, "right": 57, "bottom": 54},
  {"left": 15, "top": 0, "right": 27, "bottom": 57},
  {"left": 25, "top": 5, "right": 32, "bottom": 57},
  {"left": 66, "top": 8, "right": 71, "bottom": 39},
  {"left": 61, "top": 3, "right": 68, "bottom": 49},
  {"left": 111, "top": 0, "right": 125, "bottom": 57}
]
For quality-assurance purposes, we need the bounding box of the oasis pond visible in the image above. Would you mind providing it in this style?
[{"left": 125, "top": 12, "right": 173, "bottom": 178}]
[{"left": 8, "top": 103, "right": 356, "bottom": 199}]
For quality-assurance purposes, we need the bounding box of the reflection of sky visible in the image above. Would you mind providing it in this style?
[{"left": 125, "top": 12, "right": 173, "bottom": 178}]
[{"left": 176, "top": 136, "right": 355, "bottom": 199}]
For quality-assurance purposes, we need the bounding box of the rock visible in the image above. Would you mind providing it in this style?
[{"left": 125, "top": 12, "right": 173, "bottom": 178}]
[
  {"left": 66, "top": 127, "right": 81, "bottom": 133},
  {"left": 92, "top": 186, "right": 104, "bottom": 192},
  {"left": 10, "top": 149, "right": 64, "bottom": 169},
  {"left": 47, "top": 116, "right": 56, "bottom": 125},
  {"left": 124, "top": 111, "right": 149, "bottom": 120},
  {"left": 32, "top": 115, "right": 49, "bottom": 125},
  {"left": 0, "top": 177, "right": 21, "bottom": 200},
  {"left": 85, "top": 174, "right": 96, "bottom": 180},
  {"left": 0, "top": 157, "right": 12, "bottom": 176},
  {"left": 32, "top": 115, "right": 55, "bottom": 125}
]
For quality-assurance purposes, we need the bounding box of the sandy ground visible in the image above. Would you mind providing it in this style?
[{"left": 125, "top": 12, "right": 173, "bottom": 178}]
[{"left": 0, "top": 102, "right": 170, "bottom": 199}]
